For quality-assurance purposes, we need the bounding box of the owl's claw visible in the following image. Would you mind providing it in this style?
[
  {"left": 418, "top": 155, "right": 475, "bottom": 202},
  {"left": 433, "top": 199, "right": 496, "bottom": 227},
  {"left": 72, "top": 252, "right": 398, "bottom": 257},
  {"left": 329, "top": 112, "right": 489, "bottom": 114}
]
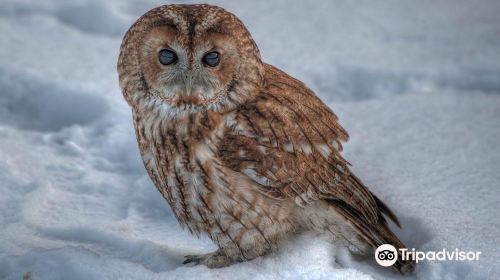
[
  {"left": 182, "top": 250, "right": 232, "bottom": 268},
  {"left": 183, "top": 254, "right": 204, "bottom": 265}
]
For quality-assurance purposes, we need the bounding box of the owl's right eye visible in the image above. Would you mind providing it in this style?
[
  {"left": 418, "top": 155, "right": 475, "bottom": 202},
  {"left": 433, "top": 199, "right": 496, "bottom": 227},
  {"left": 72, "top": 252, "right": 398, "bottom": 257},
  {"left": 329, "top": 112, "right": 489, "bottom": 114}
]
[{"left": 158, "top": 49, "right": 177, "bottom": 65}]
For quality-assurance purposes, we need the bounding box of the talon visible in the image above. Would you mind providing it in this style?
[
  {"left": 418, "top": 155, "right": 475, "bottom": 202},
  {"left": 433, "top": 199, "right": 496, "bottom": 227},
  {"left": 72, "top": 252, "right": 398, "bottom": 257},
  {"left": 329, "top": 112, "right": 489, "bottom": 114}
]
[
  {"left": 183, "top": 255, "right": 202, "bottom": 265},
  {"left": 182, "top": 250, "right": 231, "bottom": 268}
]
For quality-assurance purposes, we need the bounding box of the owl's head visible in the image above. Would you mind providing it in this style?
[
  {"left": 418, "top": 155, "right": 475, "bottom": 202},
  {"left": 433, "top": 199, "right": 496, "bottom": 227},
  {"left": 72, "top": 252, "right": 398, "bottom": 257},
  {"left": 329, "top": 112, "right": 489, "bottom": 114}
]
[{"left": 118, "top": 4, "right": 265, "bottom": 117}]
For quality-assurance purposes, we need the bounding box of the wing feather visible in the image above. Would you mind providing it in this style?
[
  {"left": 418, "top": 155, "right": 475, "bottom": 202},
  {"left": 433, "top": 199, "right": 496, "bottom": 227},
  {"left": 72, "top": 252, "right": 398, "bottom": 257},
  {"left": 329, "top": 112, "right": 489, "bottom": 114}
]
[{"left": 218, "top": 64, "right": 394, "bottom": 226}]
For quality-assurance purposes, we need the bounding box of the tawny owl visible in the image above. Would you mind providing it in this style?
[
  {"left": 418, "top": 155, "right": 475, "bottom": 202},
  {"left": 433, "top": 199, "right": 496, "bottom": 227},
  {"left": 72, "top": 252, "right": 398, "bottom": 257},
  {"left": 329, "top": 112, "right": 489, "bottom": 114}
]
[{"left": 117, "top": 4, "right": 415, "bottom": 273}]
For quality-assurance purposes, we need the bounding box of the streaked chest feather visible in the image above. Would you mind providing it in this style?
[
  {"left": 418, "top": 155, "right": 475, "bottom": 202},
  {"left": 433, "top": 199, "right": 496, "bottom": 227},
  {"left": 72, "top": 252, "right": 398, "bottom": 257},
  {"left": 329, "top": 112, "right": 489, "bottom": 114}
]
[
  {"left": 135, "top": 108, "right": 228, "bottom": 231},
  {"left": 133, "top": 106, "right": 295, "bottom": 246}
]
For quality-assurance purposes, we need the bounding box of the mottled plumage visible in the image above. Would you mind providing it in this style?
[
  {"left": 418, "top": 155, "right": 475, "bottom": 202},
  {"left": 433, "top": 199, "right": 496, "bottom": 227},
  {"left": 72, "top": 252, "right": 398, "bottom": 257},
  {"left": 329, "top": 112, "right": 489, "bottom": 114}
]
[{"left": 117, "top": 4, "right": 415, "bottom": 273}]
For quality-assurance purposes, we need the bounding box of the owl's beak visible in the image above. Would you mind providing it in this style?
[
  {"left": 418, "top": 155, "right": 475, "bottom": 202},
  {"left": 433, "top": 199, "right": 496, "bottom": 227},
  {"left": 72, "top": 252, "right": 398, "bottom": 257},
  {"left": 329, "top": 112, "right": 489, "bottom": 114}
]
[
  {"left": 183, "top": 74, "right": 194, "bottom": 96},
  {"left": 175, "top": 74, "right": 201, "bottom": 106}
]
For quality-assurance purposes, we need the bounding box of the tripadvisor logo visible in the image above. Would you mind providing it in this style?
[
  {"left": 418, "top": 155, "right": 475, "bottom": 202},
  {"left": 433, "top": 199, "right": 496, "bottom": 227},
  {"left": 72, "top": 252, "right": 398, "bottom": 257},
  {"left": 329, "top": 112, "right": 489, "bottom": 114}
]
[
  {"left": 375, "top": 244, "right": 481, "bottom": 267},
  {"left": 375, "top": 244, "right": 398, "bottom": 266}
]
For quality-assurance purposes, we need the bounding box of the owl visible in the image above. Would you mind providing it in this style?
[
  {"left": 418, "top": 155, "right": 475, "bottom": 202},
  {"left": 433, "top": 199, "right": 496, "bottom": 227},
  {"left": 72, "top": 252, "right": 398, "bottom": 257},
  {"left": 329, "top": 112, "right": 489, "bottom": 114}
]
[{"left": 117, "top": 4, "right": 415, "bottom": 273}]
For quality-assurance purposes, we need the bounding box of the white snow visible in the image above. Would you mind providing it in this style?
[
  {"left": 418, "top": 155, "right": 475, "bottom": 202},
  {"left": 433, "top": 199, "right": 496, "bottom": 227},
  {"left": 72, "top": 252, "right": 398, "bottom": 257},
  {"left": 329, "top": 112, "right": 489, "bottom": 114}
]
[{"left": 0, "top": 1, "right": 499, "bottom": 279}]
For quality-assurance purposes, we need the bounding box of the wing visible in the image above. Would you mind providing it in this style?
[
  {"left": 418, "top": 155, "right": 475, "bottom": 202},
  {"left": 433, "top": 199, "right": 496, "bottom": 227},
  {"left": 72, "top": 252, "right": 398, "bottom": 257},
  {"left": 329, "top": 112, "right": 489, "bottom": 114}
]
[{"left": 218, "top": 64, "right": 400, "bottom": 227}]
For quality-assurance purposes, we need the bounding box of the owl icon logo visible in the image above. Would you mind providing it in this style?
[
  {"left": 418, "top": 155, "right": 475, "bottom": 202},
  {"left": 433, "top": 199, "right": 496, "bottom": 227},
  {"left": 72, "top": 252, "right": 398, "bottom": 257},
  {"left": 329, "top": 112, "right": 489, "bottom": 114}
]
[{"left": 375, "top": 244, "right": 398, "bottom": 267}]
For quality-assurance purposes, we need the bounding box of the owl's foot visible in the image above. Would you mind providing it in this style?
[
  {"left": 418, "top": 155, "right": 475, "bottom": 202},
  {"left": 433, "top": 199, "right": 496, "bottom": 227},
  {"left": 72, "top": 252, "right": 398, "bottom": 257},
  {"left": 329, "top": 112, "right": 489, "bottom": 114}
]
[{"left": 183, "top": 250, "right": 232, "bottom": 268}]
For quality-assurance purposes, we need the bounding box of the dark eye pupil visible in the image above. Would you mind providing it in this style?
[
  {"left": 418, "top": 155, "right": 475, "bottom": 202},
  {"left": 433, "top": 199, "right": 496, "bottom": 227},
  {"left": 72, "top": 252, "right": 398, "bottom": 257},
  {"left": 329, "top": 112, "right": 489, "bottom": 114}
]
[
  {"left": 159, "top": 49, "right": 177, "bottom": 65},
  {"left": 203, "top": 51, "right": 220, "bottom": 67}
]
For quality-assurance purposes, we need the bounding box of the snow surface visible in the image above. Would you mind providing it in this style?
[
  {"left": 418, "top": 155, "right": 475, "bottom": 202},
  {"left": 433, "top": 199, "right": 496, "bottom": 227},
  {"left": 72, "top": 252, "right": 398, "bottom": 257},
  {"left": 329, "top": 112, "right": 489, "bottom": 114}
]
[{"left": 1, "top": 1, "right": 499, "bottom": 279}]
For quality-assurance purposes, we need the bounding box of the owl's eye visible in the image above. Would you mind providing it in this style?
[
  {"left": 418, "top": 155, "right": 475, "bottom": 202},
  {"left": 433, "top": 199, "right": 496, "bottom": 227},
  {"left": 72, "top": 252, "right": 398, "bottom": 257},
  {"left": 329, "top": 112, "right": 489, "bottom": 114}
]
[
  {"left": 202, "top": 51, "right": 220, "bottom": 67},
  {"left": 158, "top": 49, "right": 177, "bottom": 65}
]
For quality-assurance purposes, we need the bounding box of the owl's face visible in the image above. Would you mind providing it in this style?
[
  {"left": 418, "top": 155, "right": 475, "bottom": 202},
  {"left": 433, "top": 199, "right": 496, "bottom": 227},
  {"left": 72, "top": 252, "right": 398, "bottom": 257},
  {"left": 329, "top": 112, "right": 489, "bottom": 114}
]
[
  {"left": 119, "top": 5, "right": 265, "bottom": 116},
  {"left": 140, "top": 25, "right": 239, "bottom": 109}
]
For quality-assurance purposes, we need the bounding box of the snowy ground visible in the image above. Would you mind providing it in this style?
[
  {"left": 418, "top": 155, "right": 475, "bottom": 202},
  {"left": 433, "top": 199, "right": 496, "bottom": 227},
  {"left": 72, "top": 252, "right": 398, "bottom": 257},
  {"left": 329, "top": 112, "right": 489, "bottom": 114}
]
[{"left": 1, "top": 1, "right": 499, "bottom": 279}]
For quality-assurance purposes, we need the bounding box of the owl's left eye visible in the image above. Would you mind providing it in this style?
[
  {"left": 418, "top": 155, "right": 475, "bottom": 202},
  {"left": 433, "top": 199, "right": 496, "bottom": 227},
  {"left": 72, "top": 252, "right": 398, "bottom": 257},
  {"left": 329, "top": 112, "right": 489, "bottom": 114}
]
[
  {"left": 158, "top": 49, "right": 177, "bottom": 65},
  {"left": 202, "top": 51, "right": 220, "bottom": 67}
]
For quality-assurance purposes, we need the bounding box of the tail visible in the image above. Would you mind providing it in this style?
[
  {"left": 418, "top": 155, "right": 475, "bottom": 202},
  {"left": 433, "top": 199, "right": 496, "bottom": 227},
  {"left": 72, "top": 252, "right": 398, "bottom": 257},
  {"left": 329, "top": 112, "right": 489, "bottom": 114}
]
[{"left": 327, "top": 187, "right": 416, "bottom": 274}]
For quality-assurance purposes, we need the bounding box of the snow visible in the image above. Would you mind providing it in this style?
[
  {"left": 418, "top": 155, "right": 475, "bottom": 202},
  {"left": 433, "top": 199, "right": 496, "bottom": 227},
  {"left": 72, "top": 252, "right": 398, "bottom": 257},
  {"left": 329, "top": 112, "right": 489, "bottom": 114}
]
[{"left": 0, "top": 0, "right": 499, "bottom": 279}]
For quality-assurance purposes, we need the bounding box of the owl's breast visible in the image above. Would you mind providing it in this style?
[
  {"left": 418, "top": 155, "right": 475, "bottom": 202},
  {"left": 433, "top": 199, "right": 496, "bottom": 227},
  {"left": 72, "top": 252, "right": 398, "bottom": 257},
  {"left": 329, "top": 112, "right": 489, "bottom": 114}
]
[
  {"left": 136, "top": 116, "right": 220, "bottom": 229},
  {"left": 135, "top": 110, "right": 295, "bottom": 246}
]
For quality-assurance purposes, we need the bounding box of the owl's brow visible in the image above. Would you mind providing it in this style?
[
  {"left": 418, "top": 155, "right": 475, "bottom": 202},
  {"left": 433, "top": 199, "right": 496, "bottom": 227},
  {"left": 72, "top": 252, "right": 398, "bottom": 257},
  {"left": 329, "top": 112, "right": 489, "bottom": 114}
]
[
  {"left": 151, "top": 19, "right": 178, "bottom": 31},
  {"left": 204, "top": 25, "right": 231, "bottom": 36}
]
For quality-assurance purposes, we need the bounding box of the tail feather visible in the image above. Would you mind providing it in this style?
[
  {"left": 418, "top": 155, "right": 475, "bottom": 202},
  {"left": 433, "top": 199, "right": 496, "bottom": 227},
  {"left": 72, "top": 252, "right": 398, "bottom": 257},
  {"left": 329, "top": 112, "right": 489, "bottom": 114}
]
[
  {"left": 372, "top": 193, "right": 401, "bottom": 228},
  {"left": 327, "top": 198, "right": 416, "bottom": 274}
]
